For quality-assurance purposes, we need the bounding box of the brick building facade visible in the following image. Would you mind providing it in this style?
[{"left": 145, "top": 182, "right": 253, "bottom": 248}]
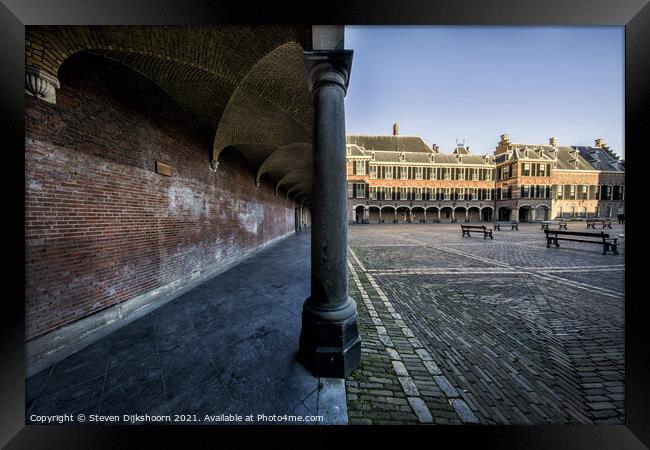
[
  {"left": 25, "top": 53, "right": 298, "bottom": 341},
  {"left": 347, "top": 126, "right": 625, "bottom": 224},
  {"left": 24, "top": 26, "right": 318, "bottom": 370}
]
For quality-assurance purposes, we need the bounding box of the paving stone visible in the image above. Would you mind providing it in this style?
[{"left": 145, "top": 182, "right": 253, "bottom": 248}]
[
  {"left": 392, "top": 361, "right": 409, "bottom": 377},
  {"left": 407, "top": 397, "right": 433, "bottom": 423},
  {"left": 423, "top": 360, "right": 442, "bottom": 376},
  {"left": 434, "top": 375, "right": 460, "bottom": 398},
  {"left": 587, "top": 401, "right": 616, "bottom": 410},
  {"left": 398, "top": 377, "right": 420, "bottom": 397},
  {"left": 346, "top": 223, "right": 625, "bottom": 425},
  {"left": 451, "top": 398, "right": 480, "bottom": 424}
]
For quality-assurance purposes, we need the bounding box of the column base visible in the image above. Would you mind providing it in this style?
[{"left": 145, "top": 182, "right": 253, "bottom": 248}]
[{"left": 298, "top": 297, "right": 361, "bottom": 378}]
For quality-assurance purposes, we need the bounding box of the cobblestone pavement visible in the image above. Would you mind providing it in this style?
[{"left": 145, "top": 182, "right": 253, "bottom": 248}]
[{"left": 346, "top": 222, "right": 625, "bottom": 425}]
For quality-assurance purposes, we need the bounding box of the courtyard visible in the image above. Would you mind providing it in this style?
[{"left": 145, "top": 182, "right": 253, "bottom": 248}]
[{"left": 345, "top": 222, "right": 625, "bottom": 425}]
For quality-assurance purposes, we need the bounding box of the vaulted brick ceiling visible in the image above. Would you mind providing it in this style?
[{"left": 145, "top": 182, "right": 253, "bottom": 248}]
[{"left": 26, "top": 25, "right": 314, "bottom": 198}]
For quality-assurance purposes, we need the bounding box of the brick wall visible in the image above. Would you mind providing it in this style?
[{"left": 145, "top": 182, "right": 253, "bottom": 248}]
[{"left": 25, "top": 53, "right": 295, "bottom": 340}]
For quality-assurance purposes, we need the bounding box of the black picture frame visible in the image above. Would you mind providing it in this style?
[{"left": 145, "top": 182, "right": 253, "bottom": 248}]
[{"left": 1, "top": 0, "right": 648, "bottom": 447}]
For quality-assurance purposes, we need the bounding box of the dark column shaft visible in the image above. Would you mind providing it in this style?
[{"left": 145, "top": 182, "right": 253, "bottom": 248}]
[
  {"left": 311, "top": 80, "right": 347, "bottom": 305},
  {"left": 298, "top": 50, "right": 361, "bottom": 378}
]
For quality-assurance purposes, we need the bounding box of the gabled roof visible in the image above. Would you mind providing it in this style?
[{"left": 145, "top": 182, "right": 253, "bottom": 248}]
[
  {"left": 347, "top": 144, "right": 366, "bottom": 157},
  {"left": 461, "top": 155, "right": 488, "bottom": 165},
  {"left": 346, "top": 134, "right": 494, "bottom": 165},
  {"left": 433, "top": 154, "right": 460, "bottom": 164},
  {"left": 574, "top": 146, "right": 624, "bottom": 172},
  {"left": 346, "top": 135, "right": 433, "bottom": 153},
  {"left": 501, "top": 143, "right": 594, "bottom": 170}
]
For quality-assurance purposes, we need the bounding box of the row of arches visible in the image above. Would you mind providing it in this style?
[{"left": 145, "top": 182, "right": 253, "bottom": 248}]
[
  {"left": 354, "top": 205, "right": 492, "bottom": 224},
  {"left": 353, "top": 204, "right": 551, "bottom": 224},
  {"left": 516, "top": 204, "right": 550, "bottom": 222}
]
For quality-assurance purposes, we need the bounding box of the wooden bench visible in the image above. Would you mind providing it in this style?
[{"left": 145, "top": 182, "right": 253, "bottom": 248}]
[
  {"left": 586, "top": 219, "right": 612, "bottom": 229},
  {"left": 544, "top": 229, "right": 619, "bottom": 255},
  {"left": 493, "top": 221, "right": 518, "bottom": 231},
  {"left": 541, "top": 221, "right": 567, "bottom": 230},
  {"left": 461, "top": 224, "right": 493, "bottom": 239}
]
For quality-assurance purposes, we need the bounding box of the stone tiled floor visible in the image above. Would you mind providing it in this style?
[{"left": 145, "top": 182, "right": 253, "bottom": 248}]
[
  {"left": 346, "top": 222, "right": 625, "bottom": 425},
  {"left": 26, "top": 232, "right": 325, "bottom": 425}
]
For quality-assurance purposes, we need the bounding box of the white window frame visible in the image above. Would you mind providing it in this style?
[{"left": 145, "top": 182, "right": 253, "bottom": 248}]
[{"left": 355, "top": 183, "right": 366, "bottom": 199}]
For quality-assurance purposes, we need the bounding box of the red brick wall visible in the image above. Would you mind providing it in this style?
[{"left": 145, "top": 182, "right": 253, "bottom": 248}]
[{"left": 25, "top": 53, "right": 295, "bottom": 340}]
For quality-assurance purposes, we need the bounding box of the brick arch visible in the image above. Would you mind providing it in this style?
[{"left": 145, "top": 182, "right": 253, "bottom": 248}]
[
  {"left": 275, "top": 170, "right": 312, "bottom": 197},
  {"left": 255, "top": 143, "right": 312, "bottom": 191},
  {"left": 211, "top": 41, "right": 313, "bottom": 167},
  {"left": 27, "top": 26, "right": 310, "bottom": 87},
  {"left": 26, "top": 26, "right": 313, "bottom": 161}
]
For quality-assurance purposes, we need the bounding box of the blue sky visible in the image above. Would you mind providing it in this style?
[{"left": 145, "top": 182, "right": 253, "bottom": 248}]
[{"left": 344, "top": 26, "right": 624, "bottom": 158}]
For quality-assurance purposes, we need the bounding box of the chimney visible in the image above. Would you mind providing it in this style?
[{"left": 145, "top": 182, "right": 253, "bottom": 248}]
[
  {"left": 500, "top": 133, "right": 510, "bottom": 144},
  {"left": 549, "top": 136, "right": 557, "bottom": 147},
  {"left": 393, "top": 122, "right": 399, "bottom": 136},
  {"left": 595, "top": 138, "right": 605, "bottom": 148},
  {"left": 431, "top": 144, "right": 440, "bottom": 153}
]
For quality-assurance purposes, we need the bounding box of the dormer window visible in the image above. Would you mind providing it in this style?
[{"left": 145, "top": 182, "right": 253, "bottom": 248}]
[
  {"left": 399, "top": 152, "right": 406, "bottom": 162},
  {"left": 370, "top": 151, "right": 375, "bottom": 161}
]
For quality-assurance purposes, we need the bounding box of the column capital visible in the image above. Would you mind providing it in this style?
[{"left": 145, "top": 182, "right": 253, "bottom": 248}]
[
  {"left": 25, "top": 66, "right": 61, "bottom": 104},
  {"left": 303, "top": 49, "right": 353, "bottom": 94}
]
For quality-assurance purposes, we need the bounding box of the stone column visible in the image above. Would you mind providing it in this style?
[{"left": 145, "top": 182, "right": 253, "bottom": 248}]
[
  {"left": 438, "top": 209, "right": 441, "bottom": 222},
  {"left": 299, "top": 48, "right": 361, "bottom": 378},
  {"left": 513, "top": 208, "right": 519, "bottom": 222},
  {"left": 298, "top": 205, "right": 303, "bottom": 231},
  {"left": 379, "top": 209, "right": 383, "bottom": 223},
  {"left": 423, "top": 209, "right": 427, "bottom": 223},
  {"left": 451, "top": 209, "right": 456, "bottom": 222}
]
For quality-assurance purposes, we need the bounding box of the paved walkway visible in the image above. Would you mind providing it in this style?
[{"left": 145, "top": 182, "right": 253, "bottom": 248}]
[
  {"left": 25, "top": 231, "right": 345, "bottom": 425},
  {"left": 346, "top": 222, "right": 625, "bottom": 425}
]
